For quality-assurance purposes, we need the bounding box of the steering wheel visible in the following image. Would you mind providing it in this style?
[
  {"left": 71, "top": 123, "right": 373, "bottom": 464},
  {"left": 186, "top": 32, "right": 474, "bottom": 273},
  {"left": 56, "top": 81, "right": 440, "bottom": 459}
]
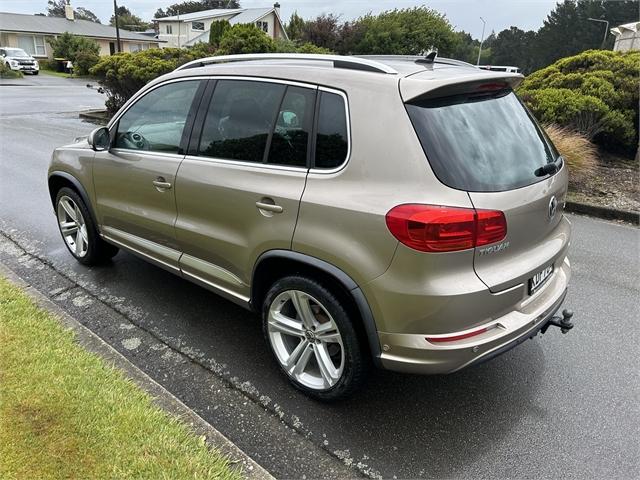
[{"left": 122, "top": 131, "right": 150, "bottom": 150}]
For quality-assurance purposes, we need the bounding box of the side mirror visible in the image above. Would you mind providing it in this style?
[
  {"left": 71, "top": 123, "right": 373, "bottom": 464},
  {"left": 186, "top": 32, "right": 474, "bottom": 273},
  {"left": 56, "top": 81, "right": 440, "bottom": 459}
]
[{"left": 88, "top": 126, "right": 110, "bottom": 151}]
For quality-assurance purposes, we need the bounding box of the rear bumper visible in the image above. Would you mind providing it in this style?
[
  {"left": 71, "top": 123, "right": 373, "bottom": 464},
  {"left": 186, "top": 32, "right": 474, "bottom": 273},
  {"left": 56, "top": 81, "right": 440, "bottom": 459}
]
[{"left": 378, "top": 256, "right": 571, "bottom": 374}]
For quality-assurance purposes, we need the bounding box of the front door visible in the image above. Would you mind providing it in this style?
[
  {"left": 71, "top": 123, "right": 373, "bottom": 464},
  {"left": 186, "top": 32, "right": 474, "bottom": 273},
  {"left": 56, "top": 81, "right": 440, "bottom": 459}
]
[
  {"left": 93, "top": 79, "right": 204, "bottom": 270},
  {"left": 174, "top": 79, "right": 316, "bottom": 298}
]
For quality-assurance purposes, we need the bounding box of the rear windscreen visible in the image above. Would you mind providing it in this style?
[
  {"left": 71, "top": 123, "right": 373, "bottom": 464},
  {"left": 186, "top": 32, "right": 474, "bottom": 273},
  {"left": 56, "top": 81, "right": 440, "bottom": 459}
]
[{"left": 406, "top": 90, "right": 558, "bottom": 192}]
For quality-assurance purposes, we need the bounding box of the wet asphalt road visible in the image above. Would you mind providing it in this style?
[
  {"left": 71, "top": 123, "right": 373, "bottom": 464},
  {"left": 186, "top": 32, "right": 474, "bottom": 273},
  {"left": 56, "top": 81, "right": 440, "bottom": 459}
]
[{"left": 1, "top": 74, "right": 639, "bottom": 479}]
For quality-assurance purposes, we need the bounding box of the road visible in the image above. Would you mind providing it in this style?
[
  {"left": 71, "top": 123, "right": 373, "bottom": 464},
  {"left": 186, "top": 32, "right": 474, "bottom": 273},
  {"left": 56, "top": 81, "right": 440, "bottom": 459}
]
[{"left": 1, "top": 74, "right": 639, "bottom": 479}]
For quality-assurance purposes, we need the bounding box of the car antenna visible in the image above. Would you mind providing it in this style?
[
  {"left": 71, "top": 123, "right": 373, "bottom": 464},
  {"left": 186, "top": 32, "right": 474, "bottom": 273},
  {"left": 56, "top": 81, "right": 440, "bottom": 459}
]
[{"left": 416, "top": 48, "right": 438, "bottom": 65}]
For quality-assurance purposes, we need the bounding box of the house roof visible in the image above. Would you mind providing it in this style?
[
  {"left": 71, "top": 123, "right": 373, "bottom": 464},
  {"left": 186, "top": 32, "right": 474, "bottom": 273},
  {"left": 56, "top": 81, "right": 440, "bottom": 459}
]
[
  {"left": 0, "top": 11, "right": 161, "bottom": 42},
  {"left": 155, "top": 7, "right": 273, "bottom": 24},
  {"left": 610, "top": 21, "right": 640, "bottom": 36}
]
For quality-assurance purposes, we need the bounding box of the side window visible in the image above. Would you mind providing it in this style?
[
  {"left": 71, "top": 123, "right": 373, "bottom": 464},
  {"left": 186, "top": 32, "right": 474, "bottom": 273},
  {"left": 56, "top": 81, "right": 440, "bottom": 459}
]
[
  {"left": 314, "top": 91, "right": 349, "bottom": 169},
  {"left": 198, "top": 80, "right": 285, "bottom": 162},
  {"left": 114, "top": 80, "right": 200, "bottom": 153},
  {"left": 267, "top": 86, "right": 316, "bottom": 167}
]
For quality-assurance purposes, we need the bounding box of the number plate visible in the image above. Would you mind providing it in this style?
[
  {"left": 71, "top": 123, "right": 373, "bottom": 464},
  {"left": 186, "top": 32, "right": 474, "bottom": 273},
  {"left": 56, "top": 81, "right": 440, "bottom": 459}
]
[{"left": 529, "top": 264, "right": 554, "bottom": 295}]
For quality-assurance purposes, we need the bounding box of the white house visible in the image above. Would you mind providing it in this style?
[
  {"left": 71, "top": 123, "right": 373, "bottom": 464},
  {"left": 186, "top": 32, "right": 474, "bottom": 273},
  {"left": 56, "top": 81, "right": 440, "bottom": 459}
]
[
  {"left": 155, "top": 3, "right": 288, "bottom": 48},
  {"left": 610, "top": 21, "right": 640, "bottom": 52}
]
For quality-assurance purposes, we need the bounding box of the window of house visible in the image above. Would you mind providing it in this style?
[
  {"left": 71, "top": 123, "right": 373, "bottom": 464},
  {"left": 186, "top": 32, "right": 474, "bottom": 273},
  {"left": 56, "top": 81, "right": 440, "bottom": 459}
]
[
  {"left": 192, "top": 21, "right": 205, "bottom": 31},
  {"left": 166, "top": 25, "right": 173, "bottom": 34},
  {"left": 17, "top": 34, "right": 46, "bottom": 57},
  {"left": 256, "top": 21, "right": 268, "bottom": 32},
  {"left": 198, "top": 80, "right": 286, "bottom": 163},
  {"left": 114, "top": 80, "right": 201, "bottom": 153},
  {"left": 314, "top": 91, "right": 349, "bottom": 169}
]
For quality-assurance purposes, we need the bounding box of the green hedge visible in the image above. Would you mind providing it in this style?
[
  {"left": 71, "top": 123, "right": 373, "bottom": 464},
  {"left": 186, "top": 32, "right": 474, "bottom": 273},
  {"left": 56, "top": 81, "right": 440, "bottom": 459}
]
[{"left": 519, "top": 50, "right": 639, "bottom": 154}]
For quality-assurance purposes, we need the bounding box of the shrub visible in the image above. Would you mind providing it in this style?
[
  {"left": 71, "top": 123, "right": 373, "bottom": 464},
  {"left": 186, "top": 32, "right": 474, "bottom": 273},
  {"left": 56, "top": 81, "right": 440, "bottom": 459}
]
[
  {"left": 37, "top": 58, "right": 56, "bottom": 70},
  {"left": 519, "top": 50, "right": 639, "bottom": 155},
  {"left": 218, "top": 23, "right": 276, "bottom": 55},
  {"left": 74, "top": 51, "right": 100, "bottom": 76},
  {"left": 273, "top": 38, "right": 332, "bottom": 54},
  {"left": 0, "top": 62, "right": 23, "bottom": 79},
  {"left": 209, "top": 20, "right": 231, "bottom": 47},
  {"left": 544, "top": 124, "right": 598, "bottom": 181},
  {"left": 48, "top": 32, "right": 100, "bottom": 63}
]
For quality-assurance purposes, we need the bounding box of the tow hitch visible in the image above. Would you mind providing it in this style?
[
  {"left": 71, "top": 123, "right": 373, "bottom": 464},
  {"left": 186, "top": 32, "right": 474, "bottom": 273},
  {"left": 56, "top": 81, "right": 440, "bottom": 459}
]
[{"left": 541, "top": 309, "right": 574, "bottom": 334}]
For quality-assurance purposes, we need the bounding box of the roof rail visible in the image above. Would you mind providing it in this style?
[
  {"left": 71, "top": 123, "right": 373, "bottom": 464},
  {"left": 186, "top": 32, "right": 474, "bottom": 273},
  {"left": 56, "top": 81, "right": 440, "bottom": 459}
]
[
  {"left": 174, "top": 53, "right": 398, "bottom": 74},
  {"left": 356, "top": 55, "right": 476, "bottom": 69}
]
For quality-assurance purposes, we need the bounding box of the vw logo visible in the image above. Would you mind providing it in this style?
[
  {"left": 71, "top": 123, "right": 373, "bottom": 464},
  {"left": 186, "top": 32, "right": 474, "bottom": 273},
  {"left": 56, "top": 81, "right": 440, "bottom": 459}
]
[{"left": 548, "top": 196, "right": 558, "bottom": 220}]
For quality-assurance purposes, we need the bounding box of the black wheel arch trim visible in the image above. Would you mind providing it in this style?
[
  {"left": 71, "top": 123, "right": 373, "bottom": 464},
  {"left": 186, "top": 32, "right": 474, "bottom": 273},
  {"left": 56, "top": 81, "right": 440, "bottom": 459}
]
[
  {"left": 252, "top": 249, "right": 382, "bottom": 366},
  {"left": 48, "top": 171, "right": 98, "bottom": 227}
]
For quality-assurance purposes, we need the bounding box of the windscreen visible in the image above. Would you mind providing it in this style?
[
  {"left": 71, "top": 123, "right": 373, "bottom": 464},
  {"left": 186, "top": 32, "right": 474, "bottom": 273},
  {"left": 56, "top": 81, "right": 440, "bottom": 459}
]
[{"left": 406, "top": 90, "right": 558, "bottom": 192}]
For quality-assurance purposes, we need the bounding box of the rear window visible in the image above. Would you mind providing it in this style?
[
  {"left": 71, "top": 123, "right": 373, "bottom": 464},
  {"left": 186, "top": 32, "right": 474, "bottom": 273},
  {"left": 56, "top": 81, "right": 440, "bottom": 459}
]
[{"left": 406, "top": 90, "right": 558, "bottom": 192}]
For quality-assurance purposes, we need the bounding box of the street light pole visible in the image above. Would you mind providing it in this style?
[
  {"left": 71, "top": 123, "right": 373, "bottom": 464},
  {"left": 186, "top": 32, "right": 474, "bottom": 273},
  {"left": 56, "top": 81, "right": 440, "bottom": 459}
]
[
  {"left": 476, "top": 16, "right": 486, "bottom": 66},
  {"left": 113, "top": 0, "right": 122, "bottom": 52},
  {"left": 588, "top": 17, "right": 610, "bottom": 49}
]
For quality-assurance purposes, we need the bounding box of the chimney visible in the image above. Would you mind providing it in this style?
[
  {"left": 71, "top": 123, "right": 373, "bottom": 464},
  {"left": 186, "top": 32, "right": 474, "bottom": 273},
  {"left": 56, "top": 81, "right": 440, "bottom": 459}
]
[
  {"left": 273, "top": 2, "right": 280, "bottom": 15},
  {"left": 64, "top": 0, "right": 74, "bottom": 21}
]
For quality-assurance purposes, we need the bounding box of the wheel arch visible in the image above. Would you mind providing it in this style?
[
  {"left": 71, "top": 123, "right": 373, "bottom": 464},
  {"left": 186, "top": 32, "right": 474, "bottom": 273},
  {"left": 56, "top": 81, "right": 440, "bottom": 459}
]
[
  {"left": 48, "top": 171, "right": 98, "bottom": 227},
  {"left": 252, "top": 250, "right": 382, "bottom": 366}
]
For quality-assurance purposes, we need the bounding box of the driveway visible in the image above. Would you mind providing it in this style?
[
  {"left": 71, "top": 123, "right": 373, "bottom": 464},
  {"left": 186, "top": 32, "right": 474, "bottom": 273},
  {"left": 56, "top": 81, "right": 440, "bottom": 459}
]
[{"left": 1, "top": 76, "right": 638, "bottom": 479}]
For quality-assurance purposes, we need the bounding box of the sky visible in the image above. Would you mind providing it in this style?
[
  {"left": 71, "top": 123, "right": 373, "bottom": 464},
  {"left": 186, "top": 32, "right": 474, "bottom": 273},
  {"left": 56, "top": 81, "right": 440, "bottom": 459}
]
[{"left": 1, "top": 0, "right": 560, "bottom": 39}]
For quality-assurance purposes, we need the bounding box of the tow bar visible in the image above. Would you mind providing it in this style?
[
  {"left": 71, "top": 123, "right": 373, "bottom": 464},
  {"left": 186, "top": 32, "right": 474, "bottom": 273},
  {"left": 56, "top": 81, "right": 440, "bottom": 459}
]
[{"left": 541, "top": 309, "right": 574, "bottom": 334}]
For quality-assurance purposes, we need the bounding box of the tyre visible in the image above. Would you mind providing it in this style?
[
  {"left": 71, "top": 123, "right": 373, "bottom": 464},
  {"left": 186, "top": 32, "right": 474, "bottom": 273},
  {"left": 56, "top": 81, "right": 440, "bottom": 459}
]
[
  {"left": 263, "top": 275, "right": 368, "bottom": 401},
  {"left": 55, "top": 187, "right": 118, "bottom": 265}
]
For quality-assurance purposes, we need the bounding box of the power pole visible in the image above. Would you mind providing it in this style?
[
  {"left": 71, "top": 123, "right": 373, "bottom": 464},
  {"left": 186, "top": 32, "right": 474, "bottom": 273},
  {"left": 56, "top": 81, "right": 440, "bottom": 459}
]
[
  {"left": 476, "top": 16, "right": 486, "bottom": 66},
  {"left": 113, "top": 0, "right": 122, "bottom": 52}
]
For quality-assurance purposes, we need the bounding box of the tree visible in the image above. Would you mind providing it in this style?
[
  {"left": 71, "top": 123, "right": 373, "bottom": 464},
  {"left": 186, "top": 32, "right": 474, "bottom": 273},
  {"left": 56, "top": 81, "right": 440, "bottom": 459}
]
[
  {"left": 110, "top": 5, "right": 149, "bottom": 32},
  {"left": 46, "top": 1, "right": 100, "bottom": 23},
  {"left": 298, "top": 14, "right": 341, "bottom": 51},
  {"left": 490, "top": 27, "right": 537, "bottom": 73},
  {"left": 341, "top": 7, "right": 457, "bottom": 56},
  {"left": 449, "top": 31, "right": 479, "bottom": 64},
  {"left": 209, "top": 20, "right": 231, "bottom": 47},
  {"left": 286, "top": 11, "right": 306, "bottom": 41},
  {"left": 218, "top": 23, "right": 275, "bottom": 55},
  {"left": 155, "top": 1, "right": 240, "bottom": 18},
  {"left": 48, "top": 32, "right": 101, "bottom": 74}
]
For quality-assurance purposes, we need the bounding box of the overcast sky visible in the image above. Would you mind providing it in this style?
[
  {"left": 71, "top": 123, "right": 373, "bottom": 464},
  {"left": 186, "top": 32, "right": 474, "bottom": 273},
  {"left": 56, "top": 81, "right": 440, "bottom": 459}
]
[{"left": 2, "top": 1, "right": 560, "bottom": 39}]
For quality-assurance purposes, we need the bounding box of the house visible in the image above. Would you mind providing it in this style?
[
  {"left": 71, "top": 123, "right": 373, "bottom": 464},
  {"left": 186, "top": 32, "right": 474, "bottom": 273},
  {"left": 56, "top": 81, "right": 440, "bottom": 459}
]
[
  {"left": 155, "top": 3, "right": 287, "bottom": 48},
  {"left": 0, "top": 7, "right": 161, "bottom": 60},
  {"left": 610, "top": 21, "right": 640, "bottom": 52}
]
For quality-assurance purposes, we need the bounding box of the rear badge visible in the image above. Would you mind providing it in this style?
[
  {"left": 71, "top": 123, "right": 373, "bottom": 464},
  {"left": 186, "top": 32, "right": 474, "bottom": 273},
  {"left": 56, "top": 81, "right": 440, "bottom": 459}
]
[
  {"left": 478, "top": 241, "right": 510, "bottom": 256},
  {"left": 548, "top": 196, "right": 558, "bottom": 220}
]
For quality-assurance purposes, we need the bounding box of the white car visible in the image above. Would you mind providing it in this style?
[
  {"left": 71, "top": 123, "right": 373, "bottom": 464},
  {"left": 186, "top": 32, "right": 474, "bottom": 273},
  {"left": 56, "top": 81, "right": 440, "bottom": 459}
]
[{"left": 0, "top": 47, "right": 39, "bottom": 75}]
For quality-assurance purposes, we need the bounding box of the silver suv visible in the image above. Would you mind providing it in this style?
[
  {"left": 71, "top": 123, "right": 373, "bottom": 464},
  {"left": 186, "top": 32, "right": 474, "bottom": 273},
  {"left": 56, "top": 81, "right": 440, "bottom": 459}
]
[{"left": 48, "top": 54, "right": 573, "bottom": 400}]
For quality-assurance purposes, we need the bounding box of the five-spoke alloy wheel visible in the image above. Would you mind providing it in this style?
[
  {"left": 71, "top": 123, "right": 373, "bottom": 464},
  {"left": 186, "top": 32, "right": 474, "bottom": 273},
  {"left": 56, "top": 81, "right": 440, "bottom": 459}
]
[
  {"left": 55, "top": 187, "right": 119, "bottom": 265},
  {"left": 263, "top": 276, "right": 367, "bottom": 401}
]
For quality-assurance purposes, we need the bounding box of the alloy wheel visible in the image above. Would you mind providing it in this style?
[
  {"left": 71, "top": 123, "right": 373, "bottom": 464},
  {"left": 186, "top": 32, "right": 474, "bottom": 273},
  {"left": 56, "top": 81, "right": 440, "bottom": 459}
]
[
  {"left": 57, "top": 195, "right": 89, "bottom": 258},
  {"left": 267, "top": 290, "right": 345, "bottom": 390}
]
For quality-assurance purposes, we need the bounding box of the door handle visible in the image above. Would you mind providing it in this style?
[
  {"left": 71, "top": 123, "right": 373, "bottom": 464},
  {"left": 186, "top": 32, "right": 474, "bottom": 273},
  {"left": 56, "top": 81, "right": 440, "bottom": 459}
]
[
  {"left": 153, "top": 177, "right": 172, "bottom": 190},
  {"left": 256, "top": 200, "right": 283, "bottom": 214}
]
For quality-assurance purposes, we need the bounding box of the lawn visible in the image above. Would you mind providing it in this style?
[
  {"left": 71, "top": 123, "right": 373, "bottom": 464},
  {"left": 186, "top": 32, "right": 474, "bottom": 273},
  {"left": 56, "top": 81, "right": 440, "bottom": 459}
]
[{"left": 0, "top": 277, "right": 242, "bottom": 480}]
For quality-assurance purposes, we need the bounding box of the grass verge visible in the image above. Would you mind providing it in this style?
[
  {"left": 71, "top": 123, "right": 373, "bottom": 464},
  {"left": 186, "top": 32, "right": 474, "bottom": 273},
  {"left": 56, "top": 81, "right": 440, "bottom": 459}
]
[{"left": 0, "top": 277, "right": 242, "bottom": 480}]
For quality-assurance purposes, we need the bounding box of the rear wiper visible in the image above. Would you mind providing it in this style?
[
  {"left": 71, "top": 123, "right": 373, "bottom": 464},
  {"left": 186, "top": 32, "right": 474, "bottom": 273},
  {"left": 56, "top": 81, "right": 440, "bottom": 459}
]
[{"left": 535, "top": 156, "right": 563, "bottom": 177}]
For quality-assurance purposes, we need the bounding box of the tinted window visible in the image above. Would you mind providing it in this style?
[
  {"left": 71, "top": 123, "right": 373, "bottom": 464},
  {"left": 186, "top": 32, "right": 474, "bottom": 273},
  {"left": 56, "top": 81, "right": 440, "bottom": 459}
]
[
  {"left": 405, "top": 90, "right": 557, "bottom": 192},
  {"left": 199, "top": 80, "right": 285, "bottom": 162},
  {"left": 267, "top": 86, "right": 316, "bottom": 167},
  {"left": 114, "top": 80, "right": 200, "bottom": 153},
  {"left": 314, "top": 91, "right": 348, "bottom": 169}
]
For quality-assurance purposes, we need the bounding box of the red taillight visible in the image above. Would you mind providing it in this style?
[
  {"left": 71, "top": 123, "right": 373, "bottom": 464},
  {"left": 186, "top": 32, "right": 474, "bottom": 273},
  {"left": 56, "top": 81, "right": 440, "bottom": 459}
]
[{"left": 385, "top": 204, "right": 506, "bottom": 253}]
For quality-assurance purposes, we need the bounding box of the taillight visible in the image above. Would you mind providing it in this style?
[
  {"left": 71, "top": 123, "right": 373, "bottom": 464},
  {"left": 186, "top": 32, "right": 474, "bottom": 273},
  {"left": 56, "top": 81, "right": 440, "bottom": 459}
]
[{"left": 385, "top": 204, "right": 506, "bottom": 253}]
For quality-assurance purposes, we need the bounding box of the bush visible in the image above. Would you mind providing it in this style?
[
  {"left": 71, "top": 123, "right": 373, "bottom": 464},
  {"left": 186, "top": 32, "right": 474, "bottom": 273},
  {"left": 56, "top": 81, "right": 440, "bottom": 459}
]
[
  {"left": 209, "top": 19, "right": 231, "bottom": 47},
  {"left": 48, "top": 32, "right": 100, "bottom": 63},
  {"left": 273, "top": 38, "right": 332, "bottom": 54},
  {"left": 519, "top": 50, "right": 639, "bottom": 155},
  {"left": 37, "top": 58, "right": 56, "bottom": 70},
  {"left": 0, "top": 62, "right": 23, "bottom": 79},
  {"left": 544, "top": 124, "right": 598, "bottom": 181},
  {"left": 74, "top": 51, "right": 100, "bottom": 76},
  {"left": 218, "top": 23, "right": 275, "bottom": 55}
]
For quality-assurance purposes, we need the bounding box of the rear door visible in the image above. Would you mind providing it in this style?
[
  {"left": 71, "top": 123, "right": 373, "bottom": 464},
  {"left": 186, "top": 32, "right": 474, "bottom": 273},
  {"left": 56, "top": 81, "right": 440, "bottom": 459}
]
[
  {"left": 404, "top": 84, "right": 570, "bottom": 293},
  {"left": 174, "top": 78, "right": 316, "bottom": 297}
]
